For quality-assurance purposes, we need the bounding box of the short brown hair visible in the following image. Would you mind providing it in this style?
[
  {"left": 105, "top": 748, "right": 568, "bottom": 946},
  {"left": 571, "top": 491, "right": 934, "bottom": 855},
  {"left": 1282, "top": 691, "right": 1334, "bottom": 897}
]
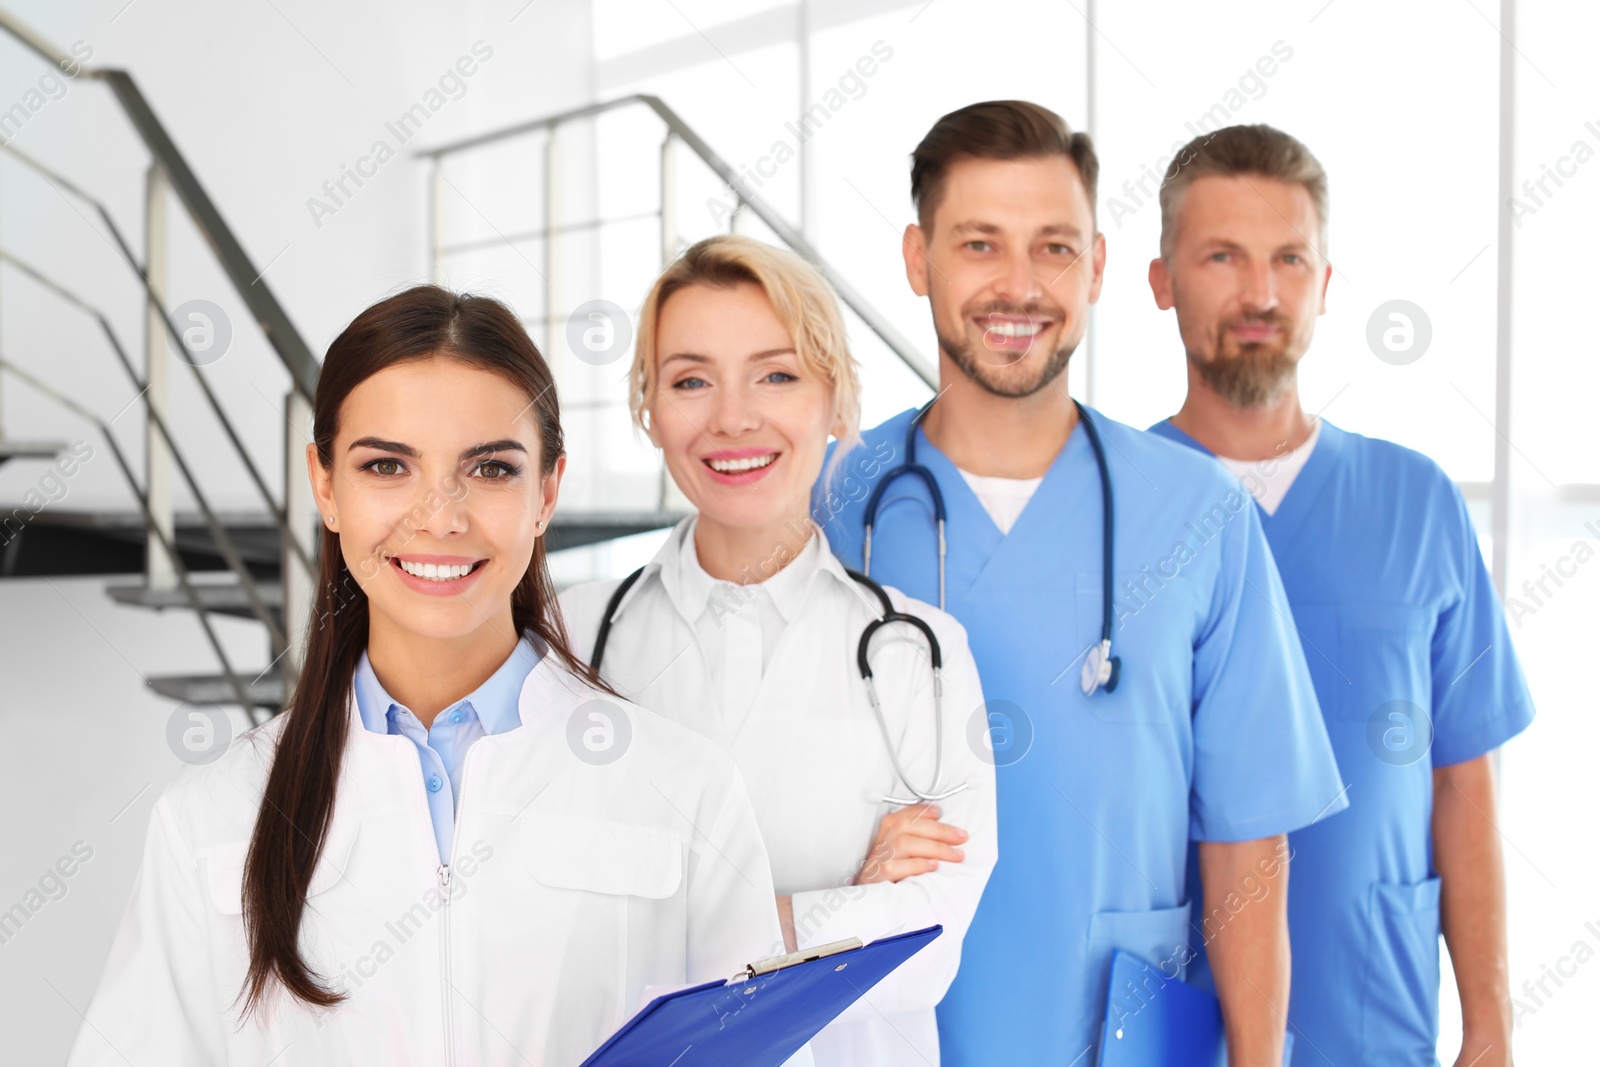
[
  {"left": 910, "top": 100, "right": 1099, "bottom": 230},
  {"left": 1158, "top": 124, "right": 1328, "bottom": 259}
]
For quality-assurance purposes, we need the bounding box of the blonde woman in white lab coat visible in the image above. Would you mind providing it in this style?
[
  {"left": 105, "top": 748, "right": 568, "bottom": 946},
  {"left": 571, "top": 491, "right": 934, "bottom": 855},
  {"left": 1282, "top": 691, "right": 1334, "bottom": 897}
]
[
  {"left": 68, "top": 286, "right": 801, "bottom": 1067},
  {"left": 560, "top": 236, "right": 998, "bottom": 1067}
]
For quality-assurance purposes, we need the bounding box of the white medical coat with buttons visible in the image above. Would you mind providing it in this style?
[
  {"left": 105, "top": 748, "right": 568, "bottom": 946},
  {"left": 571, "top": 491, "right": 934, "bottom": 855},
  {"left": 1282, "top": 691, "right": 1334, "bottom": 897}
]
[
  {"left": 560, "top": 521, "right": 998, "bottom": 1067},
  {"left": 66, "top": 645, "right": 807, "bottom": 1067}
]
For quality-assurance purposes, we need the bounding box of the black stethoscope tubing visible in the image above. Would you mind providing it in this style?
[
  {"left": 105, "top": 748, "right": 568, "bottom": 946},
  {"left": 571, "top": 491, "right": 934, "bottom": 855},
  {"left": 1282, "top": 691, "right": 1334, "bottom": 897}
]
[
  {"left": 861, "top": 398, "right": 1121, "bottom": 695},
  {"left": 589, "top": 559, "right": 967, "bottom": 804}
]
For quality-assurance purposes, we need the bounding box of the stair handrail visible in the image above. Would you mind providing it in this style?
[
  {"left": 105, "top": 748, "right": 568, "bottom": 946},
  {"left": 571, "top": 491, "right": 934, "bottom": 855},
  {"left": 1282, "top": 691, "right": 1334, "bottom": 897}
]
[
  {"left": 0, "top": 247, "right": 287, "bottom": 650},
  {"left": 419, "top": 93, "right": 937, "bottom": 389},
  {"left": 0, "top": 142, "right": 313, "bottom": 575},
  {"left": 0, "top": 8, "right": 318, "bottom": 400},
  {"left": 0, "top": 354, "right": 260, "bottom": 716}
]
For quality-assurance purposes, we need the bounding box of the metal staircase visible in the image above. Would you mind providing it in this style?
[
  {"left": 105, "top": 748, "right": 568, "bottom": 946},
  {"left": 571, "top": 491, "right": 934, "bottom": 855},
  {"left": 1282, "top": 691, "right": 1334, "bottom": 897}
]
[
  {"left": 0, "top": 440, "right": 68, "bottom": 466},
  {"left": 0, "top": 11, "right": 931, "bottom": 719},
  {"left": 0, "top": 10, "right": 326, "bottom": 718}
]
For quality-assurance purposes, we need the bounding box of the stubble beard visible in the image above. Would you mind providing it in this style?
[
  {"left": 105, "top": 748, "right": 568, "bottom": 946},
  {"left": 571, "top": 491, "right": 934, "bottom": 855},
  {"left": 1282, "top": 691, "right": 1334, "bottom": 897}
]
[{"left": 935, "top": 311, "right": 1077, "bottom": 400}]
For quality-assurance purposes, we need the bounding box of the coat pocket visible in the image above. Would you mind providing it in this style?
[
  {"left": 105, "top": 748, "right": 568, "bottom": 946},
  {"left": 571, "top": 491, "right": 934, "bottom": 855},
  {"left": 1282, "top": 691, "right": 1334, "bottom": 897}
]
[
  {"left": 1087, "top": 903, "right": 1194, "bottom": 1039},
  {"left": 519, "top": 812, "right": 687, "bottom": 1027},
  {"left": 1360, "top": 876, "right": 1443, "bottom": 1057},
  {"left": 521, "top": 812, "right": 683, "bottom": 898},
  {"left": 203, "top": 823, "right": 362, "bottom": 915}
]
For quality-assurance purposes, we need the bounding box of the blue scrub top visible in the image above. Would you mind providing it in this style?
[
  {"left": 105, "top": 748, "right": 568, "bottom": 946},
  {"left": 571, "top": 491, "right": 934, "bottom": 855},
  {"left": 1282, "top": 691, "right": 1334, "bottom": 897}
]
[
  {"left": 1149, "top": 417, "right": 1535, "bottom": 1066},
  {"left": 815, "top": 405, "right": 1346, "bottom": 1065}
]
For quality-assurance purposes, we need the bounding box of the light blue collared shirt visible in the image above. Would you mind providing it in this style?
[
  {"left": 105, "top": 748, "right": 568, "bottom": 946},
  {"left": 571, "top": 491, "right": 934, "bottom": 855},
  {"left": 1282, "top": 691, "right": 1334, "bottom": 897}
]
[{"left": 353, "top": 635, "right": 540, "bottom": 864}]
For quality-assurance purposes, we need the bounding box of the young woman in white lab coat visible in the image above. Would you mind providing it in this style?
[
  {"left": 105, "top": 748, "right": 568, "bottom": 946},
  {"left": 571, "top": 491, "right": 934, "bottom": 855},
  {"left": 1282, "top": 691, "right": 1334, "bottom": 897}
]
[
  {"left": 560, "top": 236, "right": 998, "bottom": 1067},
  {"left": 68, "top": 286, "right": 798, "bottom": 1067}
]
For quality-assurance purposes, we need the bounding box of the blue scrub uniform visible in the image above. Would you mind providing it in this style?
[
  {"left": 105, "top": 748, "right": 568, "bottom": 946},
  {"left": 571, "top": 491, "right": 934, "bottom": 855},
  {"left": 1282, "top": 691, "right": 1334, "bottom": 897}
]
[
  {"left": 1149, "top": 417, "right": 1535, "bottom": 1066},
  {"left": 816, "top": 406, "right": 1347, "bottom": 1065}
]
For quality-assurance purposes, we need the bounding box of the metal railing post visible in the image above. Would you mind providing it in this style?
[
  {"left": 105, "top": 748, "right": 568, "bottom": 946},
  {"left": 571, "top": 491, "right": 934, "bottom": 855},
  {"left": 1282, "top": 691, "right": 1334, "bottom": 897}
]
[
  {"left": 282, "top": 388, "right": 316, "bottom": 691},
  {"left": 144, "top": 162, "right": 175, "bottom": 590},
  {"left": 660, "top": 132, "right": 677, "bottom": 267},
  {"left": 1490, "top": 0, "right": 1517, "bottom": 598},
  {"left": 429, "top": 157, "right": 445, "bottom": 285},
  {"left": 658, "top": 131, "right": 678, "bottom": 510},
  {"left": 0, "top": 156, "right": 5, "bottom": 444},
  {"left": 798, "top": 0, "right": 812, "bottom": 240},
  {"left": 1081, "top": 0, "right": 1098, "bottom": 408},
  {"left": 544, "top": 126, "right": 560, "bottom": 354}
]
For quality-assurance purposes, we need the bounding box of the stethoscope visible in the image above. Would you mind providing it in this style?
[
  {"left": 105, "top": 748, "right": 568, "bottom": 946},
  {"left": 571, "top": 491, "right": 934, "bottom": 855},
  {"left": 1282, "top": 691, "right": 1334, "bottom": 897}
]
[
  {"left": 862, "top": 397, "right": 1122, "bottom": 697},
  {"left": 589, "top": 560, "right": 969, "bottom": 806}
]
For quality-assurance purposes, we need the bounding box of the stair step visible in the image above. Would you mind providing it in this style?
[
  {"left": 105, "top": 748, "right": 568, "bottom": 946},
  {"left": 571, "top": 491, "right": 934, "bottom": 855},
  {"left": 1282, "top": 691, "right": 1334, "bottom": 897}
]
[
  {"left": 148, "top": 672, "right": 284, "bottom": 708},
  {"left": 3, "top": 508, "right": 282, "bottom": 577},
  {"left": 106, "top": 578, "right": 283, "bottom": 619},
  {"left": 544, "top": 509, "right": 687, "bottom": 551},
  {"left": 7, "top": 508, "right": 683, "bottom": 579},
  {"left": 0, "top": 439, "right": 70, "bottom": 467}
]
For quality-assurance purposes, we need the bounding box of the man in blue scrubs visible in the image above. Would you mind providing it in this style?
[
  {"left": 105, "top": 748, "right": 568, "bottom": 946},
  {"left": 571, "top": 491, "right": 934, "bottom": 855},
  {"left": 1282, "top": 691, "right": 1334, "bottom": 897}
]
[
  {"left": 816, "top": 101, "right": 1345, "bottom": 1066},
  {"left": 1145, "top": 124, "right": 1535, "bottom": 1066}
]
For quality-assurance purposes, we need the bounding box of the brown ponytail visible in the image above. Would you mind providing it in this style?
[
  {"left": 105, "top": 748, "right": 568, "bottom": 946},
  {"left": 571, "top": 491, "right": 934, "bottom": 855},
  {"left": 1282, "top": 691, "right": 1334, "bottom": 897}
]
[{"left": 238, "top": 285, "right": 607, "bottom": 1016}]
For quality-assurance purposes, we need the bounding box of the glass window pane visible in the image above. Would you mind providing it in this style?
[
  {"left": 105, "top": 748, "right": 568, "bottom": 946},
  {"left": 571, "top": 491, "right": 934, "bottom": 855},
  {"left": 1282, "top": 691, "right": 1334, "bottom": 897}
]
[
  {"left": 1091, "top": 1, "right": 1497, "bottom": 483},
  {"left": 806, "top": 2, "right": 1090, "bottom": 425}
]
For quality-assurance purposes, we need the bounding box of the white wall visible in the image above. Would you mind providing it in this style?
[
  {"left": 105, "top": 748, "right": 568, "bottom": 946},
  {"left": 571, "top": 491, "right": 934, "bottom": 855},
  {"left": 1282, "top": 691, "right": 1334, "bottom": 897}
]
[{"left": 0, "top": 0, "right": 597, "bottom": 514}]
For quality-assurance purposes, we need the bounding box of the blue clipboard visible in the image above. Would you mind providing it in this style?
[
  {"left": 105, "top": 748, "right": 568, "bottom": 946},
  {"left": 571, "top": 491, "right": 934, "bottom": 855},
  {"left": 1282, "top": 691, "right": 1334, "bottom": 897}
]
[
  {"left": 580, "top": 924, "right": 942, "bottom": 1067},
  {"left": 1096, "top": 950, "right": 1293, "bottom": 1067}
]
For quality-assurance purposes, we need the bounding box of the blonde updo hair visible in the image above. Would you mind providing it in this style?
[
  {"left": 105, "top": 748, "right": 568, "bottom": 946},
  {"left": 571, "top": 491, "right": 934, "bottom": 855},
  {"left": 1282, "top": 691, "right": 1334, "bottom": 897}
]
[{"left": 630, "top": 235, "right": 862, "bottom": 480}]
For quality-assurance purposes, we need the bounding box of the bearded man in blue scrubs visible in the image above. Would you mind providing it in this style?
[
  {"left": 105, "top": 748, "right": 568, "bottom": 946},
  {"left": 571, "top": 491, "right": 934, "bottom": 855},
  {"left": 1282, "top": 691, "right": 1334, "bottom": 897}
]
[
  {"left": 1145, "top": 124, "right": 1535, "bottom": 1067},
  {"left": 816, "top": 101, "right": 1345, "bottom": 1066}
]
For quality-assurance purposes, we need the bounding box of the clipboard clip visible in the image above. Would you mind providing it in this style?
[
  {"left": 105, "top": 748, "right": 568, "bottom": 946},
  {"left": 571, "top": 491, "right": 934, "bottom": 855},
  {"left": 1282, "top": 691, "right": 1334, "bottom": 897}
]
[{"left": 732, "top": 937, "right": 864, "bottom": 982}]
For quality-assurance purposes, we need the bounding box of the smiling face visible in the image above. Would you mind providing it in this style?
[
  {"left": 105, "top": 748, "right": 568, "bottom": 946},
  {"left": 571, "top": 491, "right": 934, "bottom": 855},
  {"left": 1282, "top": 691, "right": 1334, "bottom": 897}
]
[
  {"left": 648, "top": 281, "right": 841, "bottom": 536},
  {"left": 904, "top": 154, "right": 1106, "bottom": 398},
  {"left": 1150, "top": 174, "right": 1331, "bottom": 407},
  {"left": 307, "top": 356, "right": 562, "bottom": 644}
]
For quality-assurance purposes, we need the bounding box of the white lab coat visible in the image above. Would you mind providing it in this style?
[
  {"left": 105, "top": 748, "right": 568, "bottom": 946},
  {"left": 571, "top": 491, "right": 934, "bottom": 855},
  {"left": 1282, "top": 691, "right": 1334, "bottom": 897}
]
[
  {"left": 560, "top": 520, "right": 998, "bottom": 1067},
  {"left": 68, "top": 642, "right": 808, "bottom": 1067}
]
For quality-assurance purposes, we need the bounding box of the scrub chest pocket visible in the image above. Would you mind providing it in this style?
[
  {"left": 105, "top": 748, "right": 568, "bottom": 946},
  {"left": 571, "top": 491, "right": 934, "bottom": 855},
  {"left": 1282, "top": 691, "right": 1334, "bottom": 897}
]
[
  {"left": 1287, "top": 602, "right": 1434, "bottom": 726},
  {"left": 1336, "top": 603, "right": 1434, "bottom": 724},
  {"left": 1078, "top": 572, "right": 1196, "bottom": 725}
]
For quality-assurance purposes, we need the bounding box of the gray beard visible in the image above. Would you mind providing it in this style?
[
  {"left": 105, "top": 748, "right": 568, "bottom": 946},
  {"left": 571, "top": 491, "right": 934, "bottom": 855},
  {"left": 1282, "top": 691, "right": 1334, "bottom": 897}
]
[
  {"left": 1189, "top": 346, "right": 1297, "bottom": 408},
  {"left": 937, "top": 328, "right": 1076, "bottom": 399}
]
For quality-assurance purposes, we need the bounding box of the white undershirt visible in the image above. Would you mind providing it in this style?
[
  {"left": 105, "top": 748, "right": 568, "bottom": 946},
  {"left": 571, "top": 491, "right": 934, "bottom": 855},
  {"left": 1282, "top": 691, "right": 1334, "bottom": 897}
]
[
  {"left": 956, "top": 467, "right": 1045, "bottom": 535},
  {"left": 1216, "top": 419, "right": 1322, "bottom": 515}
]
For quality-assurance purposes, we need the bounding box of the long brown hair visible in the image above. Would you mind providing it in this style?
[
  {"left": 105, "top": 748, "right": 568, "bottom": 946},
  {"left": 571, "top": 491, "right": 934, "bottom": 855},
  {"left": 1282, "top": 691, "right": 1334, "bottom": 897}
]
[{"left": 239, "top": 284, "right": 603, "bottom": 1016}]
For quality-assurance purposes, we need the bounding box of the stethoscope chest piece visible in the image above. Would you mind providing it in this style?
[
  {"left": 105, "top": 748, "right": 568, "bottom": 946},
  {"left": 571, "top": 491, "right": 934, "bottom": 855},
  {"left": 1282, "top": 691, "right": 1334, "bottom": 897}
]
[{"left": 1081, "top": 638, "right": 1121, "bottom": 696}]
